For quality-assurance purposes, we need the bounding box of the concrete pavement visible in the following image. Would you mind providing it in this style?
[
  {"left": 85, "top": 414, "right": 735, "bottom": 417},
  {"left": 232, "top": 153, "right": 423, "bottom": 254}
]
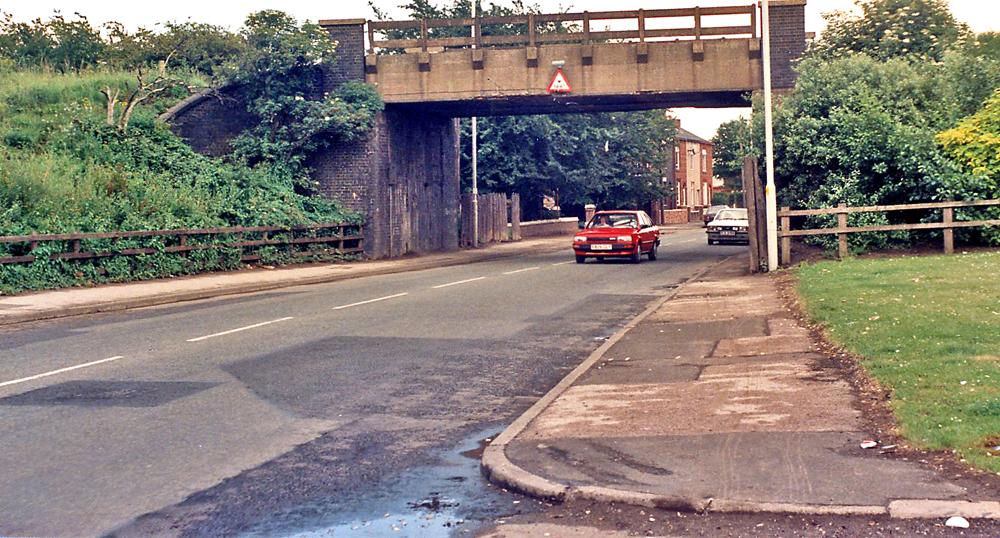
[{"left": 482, "top": 256, "right": 1000, "bottom": 520}]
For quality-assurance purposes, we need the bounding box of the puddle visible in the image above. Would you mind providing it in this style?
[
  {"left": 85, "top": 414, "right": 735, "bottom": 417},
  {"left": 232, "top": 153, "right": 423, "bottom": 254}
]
[{"left": 248, "top": 426, "right": 529, "bottom": 538}]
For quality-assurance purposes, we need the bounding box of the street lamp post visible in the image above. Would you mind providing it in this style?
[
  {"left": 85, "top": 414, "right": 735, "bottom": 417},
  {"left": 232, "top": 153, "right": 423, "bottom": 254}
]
[
  {"left": 471, "top": 1, "right": 479, "bottom": 248},
  {"left": 761, "top": 0, "right": 779, "bottom": 271}
]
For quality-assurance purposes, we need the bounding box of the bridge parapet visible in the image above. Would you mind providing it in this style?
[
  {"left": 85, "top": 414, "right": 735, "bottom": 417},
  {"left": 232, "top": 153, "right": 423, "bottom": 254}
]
[
  {"left": 365, "top": 6, "right": 757, "bottom": 52},
  {"left": 322, "top": 2, "right": 806, "bottom": 116}
]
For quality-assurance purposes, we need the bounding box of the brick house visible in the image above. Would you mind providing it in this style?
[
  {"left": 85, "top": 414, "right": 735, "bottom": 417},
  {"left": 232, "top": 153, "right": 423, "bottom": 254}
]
[{"left": 667, "top": 119, "right": 714, "bottom": 210}]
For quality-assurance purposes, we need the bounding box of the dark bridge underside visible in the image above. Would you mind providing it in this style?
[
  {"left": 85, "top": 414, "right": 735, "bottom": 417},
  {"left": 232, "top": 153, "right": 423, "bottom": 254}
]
[{"left": 389, "top": 90, "right": 753, "bottom": 117}]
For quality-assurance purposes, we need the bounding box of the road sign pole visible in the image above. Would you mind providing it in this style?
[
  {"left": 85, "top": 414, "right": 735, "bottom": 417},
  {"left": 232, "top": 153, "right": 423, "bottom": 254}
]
[
  {"left": 761, "top": 0, "right": 778, "bottom": 271},
  {"left": 471, "top": 1, "right": 479, "bottom": 247}
]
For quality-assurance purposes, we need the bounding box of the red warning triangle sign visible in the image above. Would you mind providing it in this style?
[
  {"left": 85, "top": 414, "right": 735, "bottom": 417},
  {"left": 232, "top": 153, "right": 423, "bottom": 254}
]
[{"left": 547, "top": 68, "right": 572, "bottom": 94}]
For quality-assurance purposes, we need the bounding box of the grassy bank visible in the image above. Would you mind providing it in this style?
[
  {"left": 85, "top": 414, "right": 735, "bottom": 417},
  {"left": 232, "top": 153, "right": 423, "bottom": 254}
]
[
  {"left": 0, "top": 68, "right": 360, "bottom": 294},
  {"left": 796, "top": 252, "right": 1000, "bottom": 473}
]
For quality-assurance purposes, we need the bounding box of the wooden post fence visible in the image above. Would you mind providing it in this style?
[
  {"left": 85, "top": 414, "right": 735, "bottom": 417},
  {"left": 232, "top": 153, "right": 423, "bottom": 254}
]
[{"left": 777, "top": 199, "right": 1000, "bottom": 265}]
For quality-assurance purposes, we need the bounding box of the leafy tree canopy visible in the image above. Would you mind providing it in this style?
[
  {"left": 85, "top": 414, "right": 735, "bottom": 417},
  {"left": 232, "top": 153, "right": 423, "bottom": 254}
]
[
  {"left": 462, "top": 111, "right": 675, "bottom": 220},
  {"left": 809, "top": 0, "right": 970, "bottom": 61},
  {"left": 773, "top": 54, "right": 958, "bottom": 212},
  {"left": 937, "top": 89, "right": 1000, "bottom": 191},
  {"left": 711, "top": 117, "right": 753, "bottom": 191},
  {"left": 225, "top": 11, "right": 384, "bottom": 190},
  {"left": 0, "top": 11, "right": 244, "bottom": 76}
]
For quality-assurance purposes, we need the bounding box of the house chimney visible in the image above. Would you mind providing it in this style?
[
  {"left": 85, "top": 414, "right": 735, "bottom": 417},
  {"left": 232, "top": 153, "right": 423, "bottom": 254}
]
[{"left": 673, "top": 119, "right": 681, "bottom": 129}]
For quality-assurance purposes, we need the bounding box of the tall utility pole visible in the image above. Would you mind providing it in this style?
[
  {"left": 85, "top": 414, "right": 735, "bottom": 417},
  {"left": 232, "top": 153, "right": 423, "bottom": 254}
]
[
  {"left": 761, "top": 0, "right": 778, "bottom": 271},
  {"left": 470, "top": 1, "right": 479, "bottom": 248}
]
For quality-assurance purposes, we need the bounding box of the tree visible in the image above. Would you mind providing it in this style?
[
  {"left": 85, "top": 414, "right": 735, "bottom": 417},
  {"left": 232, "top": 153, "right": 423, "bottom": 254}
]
[
  {"left": 0, "top": 13, "right": 55, "bottom": 67},
  {"left": 226, "top": 11, "right": 383, "bottom": 188},
  {"left": 939, "top": 32, "right": 1000, "bottom": 119},
  {"left": 46, "top": 13, "right": 105, "bottom": 73},
  {"left": 937, "top": 89, "right": 1000, "bottom": 186},
  {"left": 768, "top": 54, "right": 964, "bottom": 251},
  {"left": 100, "top": 66, "right": 198, "bottom": 131},
  {"left": 809, "top": 0, "right": 970, "bottom": 62},
  {"left": 936, "top": 89, "right": 1000, "bottom": 245},
  {"left": 711, "top": 117, "right": 753, "bottom": 192},
  {"left": 462, "top": 111, "right": 675, "bottom": 220}
]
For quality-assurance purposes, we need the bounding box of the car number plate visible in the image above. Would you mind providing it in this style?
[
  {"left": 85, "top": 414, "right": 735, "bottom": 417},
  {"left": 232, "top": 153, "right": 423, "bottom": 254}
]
[
  {"left": 721, "top": 231, "right": 736, "bottom": 236},
  {"left": 591, "top": 243, "right": 613, "bottom": 250}
]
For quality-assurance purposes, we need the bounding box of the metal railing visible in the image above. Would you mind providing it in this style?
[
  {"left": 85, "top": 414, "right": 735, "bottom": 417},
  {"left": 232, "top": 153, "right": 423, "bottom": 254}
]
[
  {"left": 0, "top": 223, "right": 363, "bottom": 266},
  {"left": 368, "top": 5, "right": 757, "bottom": 52},
  {"left": 778, "top": 199, "right": 1000, "bottom": 264}
]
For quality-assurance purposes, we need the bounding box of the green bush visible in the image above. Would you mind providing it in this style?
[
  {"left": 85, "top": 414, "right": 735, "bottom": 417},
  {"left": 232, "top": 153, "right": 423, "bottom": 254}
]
[{"left": 0, "top": 67, "right": 363, "bottom": 294}]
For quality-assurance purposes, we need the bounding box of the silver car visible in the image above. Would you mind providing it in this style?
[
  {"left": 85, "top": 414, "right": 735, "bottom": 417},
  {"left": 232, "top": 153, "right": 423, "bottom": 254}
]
[{"left": 706, "top": 208, "right": 749, "bottom": 244}]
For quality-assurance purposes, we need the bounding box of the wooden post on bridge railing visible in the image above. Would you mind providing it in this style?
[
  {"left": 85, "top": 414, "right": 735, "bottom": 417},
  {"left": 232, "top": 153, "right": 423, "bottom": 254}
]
[{"left": 943, "top": 207, "right": 955, "bottom": 254}]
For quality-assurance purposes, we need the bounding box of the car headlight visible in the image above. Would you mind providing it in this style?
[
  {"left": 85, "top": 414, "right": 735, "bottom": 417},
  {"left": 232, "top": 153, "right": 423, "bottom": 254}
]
[
  {"left": 738, "top": 226, "right": 748, "bottom": 232},
  {"left": 574, "top": 236, "right": 586, "bottom": 242},
  {"left": 616, "top": 236, "right": 633, "bottom": 242}
]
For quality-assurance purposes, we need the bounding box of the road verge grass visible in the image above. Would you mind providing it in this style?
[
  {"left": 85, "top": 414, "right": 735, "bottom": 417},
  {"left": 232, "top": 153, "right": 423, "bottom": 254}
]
[{"left": 795, "top": 252, "right": 1000, "bottom": 473}]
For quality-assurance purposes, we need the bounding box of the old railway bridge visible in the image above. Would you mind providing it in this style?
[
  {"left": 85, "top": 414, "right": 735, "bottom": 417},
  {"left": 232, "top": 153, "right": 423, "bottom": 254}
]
[{"left": 164, "top": 1, "right": 806, "bottom": 258}]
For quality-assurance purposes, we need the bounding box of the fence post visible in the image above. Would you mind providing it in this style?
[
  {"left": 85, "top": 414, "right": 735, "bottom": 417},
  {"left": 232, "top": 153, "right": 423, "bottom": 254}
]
[
  {"left": 780, "top": 207, "right": 791, "bottom": 266},
  {"left": 837, "top": 203, "right": 848, "bottom": 259},
  {"left": 943, "top": 207, "right": 954, "bottom": 254},
  {"left": 510, "top": 193, "right": 522, "bottom": 241},
  {"left": 497, "top": 194, "right": 507, "bottom": 242}
]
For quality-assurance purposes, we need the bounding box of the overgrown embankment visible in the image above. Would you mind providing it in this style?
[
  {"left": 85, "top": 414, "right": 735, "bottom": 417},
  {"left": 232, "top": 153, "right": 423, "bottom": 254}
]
[
  {"left": 0, "top": 69, "right": 365, "bottom": 294},
  {"left": 796, "top": 253, "right": 1000, "bottom": 473},
  {"left": 0, "top": 11, "right": 384, "bottom": 295}
]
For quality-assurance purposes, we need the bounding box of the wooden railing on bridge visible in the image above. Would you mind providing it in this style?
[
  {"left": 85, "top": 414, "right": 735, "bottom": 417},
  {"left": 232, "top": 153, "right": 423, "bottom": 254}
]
[
  {"left": 0, "top": 223, "right": 363, "bottom": 266},
  {"left": 778, "top": 199, "right": 1000, "bottom": 265},
  {"left": 368, "top": 5, "right": 757, "bottom": 52}
]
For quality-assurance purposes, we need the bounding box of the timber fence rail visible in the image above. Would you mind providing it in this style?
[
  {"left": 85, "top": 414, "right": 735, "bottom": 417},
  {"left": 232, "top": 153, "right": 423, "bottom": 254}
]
[
  {"left": 368, "top": 5, "right": 756, "bottom": 52},
  {"left": 0, "top": 223, "right": 363, "bottom": 266},
  {"left": 778, "top": 199, "right": 1000, "bottom": 265}
]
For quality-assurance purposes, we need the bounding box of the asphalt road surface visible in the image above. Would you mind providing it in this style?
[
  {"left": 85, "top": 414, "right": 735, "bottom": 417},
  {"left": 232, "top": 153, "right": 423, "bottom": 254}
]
[{"left": 0, "top": 228, "right": 742, "bottom": 537}]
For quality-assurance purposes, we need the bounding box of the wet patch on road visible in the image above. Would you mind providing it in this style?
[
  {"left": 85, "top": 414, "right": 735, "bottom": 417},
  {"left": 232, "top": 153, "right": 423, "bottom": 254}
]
[
  {"left": 0, "top": 380, "right": 219, "bottom": 408},
  {"left": 243, "top": 427, "right": 532, "bottom": 538}
]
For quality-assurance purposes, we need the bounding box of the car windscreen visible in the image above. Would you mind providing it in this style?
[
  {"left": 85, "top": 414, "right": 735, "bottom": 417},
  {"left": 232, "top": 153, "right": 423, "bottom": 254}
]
[
  {"left": 714, "top": 209, "right": 747, "bottom": 221},
  {"left": 588, "top": 214, "right": 638, "bottom": 228}
]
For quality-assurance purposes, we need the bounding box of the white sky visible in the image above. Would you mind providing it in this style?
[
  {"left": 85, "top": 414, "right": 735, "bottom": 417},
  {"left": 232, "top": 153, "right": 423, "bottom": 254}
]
[{"left": 3, "top": 1, "right": 997, "bottom": 138}]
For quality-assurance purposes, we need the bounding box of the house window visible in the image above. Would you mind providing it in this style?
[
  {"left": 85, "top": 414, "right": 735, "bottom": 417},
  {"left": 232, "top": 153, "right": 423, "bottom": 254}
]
[
  {"left": 701, "top": 148, "right": 708, "bottom": 174},
  {"left": 674, "top": 146, "right": 680, "bottom": 171}
]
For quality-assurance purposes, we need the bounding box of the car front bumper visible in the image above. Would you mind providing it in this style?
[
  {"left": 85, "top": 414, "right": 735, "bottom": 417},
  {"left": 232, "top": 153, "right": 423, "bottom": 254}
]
[
  {"left": 573, "top": 243, "right": 638, "bottom": 257},
  {"left": 707, "top": 230, "right": 749, "bottom": 243}
]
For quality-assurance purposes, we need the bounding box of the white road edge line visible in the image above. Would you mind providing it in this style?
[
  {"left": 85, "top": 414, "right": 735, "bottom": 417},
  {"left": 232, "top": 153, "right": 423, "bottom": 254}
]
[
  {"left": 502, "top": 266, "right": 540, "bottom": 275},
  {"left": 333, "top": 292, "right": 409, "bottom": 310},
  {"left": 551, "top": 261, "right": 574, "bottom": 266},
  {"left": 432, "top": 276, "right": 487, "bottom": 289},
  {"left": 187, "top": 317, "right": 294, "bottom": 342},
  {"left": 0, "top": 356, "right": 125, "bottom": 389}
]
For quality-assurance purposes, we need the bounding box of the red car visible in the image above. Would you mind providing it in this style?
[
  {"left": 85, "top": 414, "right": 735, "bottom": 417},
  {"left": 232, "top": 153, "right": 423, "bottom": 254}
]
[{"left": 572, "top": 210, "right": 661, "bottom": 264}]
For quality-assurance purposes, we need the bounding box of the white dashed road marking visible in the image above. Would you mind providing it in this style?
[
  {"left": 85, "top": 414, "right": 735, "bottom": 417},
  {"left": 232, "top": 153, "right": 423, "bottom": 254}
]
[
  {"left": 0, "top": 356, "right": 125, "bottom": 389},
  {"left": 432, "top": 276, "right": 487, "bottom": 289},
  {"left": 551, "top": 261, "right": 575, "bottom": 266},
  {"left": 502, "top": 266, "right": 540, "bottom": 275},
  {"left": 187, "top": 317, "right": 294, "bottom": 342},
  {"left": 333, "top": 292, "right": 409, "bottom": 310}
]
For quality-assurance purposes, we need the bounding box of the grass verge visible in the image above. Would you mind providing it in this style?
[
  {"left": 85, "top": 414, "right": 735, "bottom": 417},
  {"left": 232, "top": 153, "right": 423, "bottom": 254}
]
[{"left": 795, "top": 252, "right": 1000, "bottom": 473}]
